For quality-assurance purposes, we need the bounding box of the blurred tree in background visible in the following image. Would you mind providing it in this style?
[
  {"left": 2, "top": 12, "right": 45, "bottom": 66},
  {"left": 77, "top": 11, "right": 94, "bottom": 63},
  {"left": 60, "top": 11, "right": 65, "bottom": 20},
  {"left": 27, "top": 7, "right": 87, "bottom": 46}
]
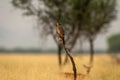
[
  {"left": 64, "top": 0, "right": 116, "bottom": 67},
  {"left": 82, "top": 0, "right": 116, "bottom": 67},
  {"left": 107, "top": 33, "right": 120, "bottom": 64},
  {"left": 108, "top": 33, "right": 120, "bottom": 52},
  {"left": 11, "top": 0, "right": 67, "bottom": 66}
]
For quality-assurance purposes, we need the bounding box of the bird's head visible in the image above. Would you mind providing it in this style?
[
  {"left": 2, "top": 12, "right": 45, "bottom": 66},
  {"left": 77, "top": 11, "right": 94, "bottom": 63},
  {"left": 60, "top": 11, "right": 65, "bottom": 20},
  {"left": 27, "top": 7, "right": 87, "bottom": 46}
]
[{"left": 56, "top": 22, "right": 61, "bottom": 27}]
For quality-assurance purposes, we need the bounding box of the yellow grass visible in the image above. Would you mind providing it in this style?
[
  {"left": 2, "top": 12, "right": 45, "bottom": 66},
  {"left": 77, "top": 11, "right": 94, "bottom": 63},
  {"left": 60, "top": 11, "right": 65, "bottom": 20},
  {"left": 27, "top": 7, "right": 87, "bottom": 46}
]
[{"left": 0, "top": 53, "right": 120, "bottom": 80}]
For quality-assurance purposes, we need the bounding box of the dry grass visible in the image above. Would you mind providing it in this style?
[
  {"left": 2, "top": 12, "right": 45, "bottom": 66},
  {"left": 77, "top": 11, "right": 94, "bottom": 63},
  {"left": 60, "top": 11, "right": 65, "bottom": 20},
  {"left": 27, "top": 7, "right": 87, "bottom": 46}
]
[{"left": 0, "top": 53, "right": 120, "bottom": 80}]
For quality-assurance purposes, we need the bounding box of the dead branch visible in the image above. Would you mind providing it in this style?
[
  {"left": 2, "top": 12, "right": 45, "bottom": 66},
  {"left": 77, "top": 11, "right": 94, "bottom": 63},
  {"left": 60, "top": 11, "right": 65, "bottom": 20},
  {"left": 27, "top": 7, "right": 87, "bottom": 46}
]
[
  {"left": 62, "top": 44, "right": 77, "bottom": 80},
  {"left": 56, "top": 22, "right": 77, "bottom": 80}
]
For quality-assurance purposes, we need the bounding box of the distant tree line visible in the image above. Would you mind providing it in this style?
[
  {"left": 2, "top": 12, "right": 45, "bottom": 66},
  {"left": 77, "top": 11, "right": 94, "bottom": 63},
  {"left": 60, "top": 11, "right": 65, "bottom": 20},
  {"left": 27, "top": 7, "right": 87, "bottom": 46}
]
[
  {"left": 0, "top": 47, "right": 42, "bottom": 53},
  {"left": 0, "top": 47, "right": 106, "bottom": 53}
]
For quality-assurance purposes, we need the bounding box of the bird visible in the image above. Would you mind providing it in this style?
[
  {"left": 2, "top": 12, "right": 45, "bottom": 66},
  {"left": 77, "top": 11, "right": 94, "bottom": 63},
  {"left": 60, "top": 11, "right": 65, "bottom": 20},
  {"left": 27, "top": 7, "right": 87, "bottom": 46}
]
[{"left": 56, "top": 22, "right": 65, "bottom": 45}]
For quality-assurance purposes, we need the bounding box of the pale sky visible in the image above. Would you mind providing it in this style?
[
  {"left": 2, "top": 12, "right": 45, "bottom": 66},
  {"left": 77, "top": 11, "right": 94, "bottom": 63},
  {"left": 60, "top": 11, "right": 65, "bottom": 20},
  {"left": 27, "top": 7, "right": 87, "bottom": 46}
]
[{"left": 0, "top": 0, "right": 120, "bottom": 50}]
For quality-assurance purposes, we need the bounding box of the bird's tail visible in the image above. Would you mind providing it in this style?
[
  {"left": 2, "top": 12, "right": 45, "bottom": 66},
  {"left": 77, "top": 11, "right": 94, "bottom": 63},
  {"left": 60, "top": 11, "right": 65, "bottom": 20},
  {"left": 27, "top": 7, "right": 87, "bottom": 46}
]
[{"left": 63, "top": 38, "right": 65, "bottom": 45}]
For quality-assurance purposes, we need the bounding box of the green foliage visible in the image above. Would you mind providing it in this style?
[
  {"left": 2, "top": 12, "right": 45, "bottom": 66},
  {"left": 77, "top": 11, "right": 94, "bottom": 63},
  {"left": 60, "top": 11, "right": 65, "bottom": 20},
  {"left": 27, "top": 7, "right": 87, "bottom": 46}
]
[
  {"left": 82, "top": 0, "right": 116, "bottom": 38},
  {"left": 12, "top": 0, "right": 30, "bottom": 9},
  {"left": 107, "top": 33, "right": 120, "bottom": 52}
]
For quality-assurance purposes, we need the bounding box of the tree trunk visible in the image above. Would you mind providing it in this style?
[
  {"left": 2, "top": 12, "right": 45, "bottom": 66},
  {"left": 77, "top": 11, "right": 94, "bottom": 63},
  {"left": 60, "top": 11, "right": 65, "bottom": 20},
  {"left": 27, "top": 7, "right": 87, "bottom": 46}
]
[
  {"left": 87, "top": 37, "right": 94, "bottom": 74},
  {"left": 89, "top": 37, "right": 94, "bottom": 65},
  {"left": 79, "top": 38, "right": 84, "bottom": 53},
  {"left": 58, "top": 44, "right": 62, "bottom": 66}
]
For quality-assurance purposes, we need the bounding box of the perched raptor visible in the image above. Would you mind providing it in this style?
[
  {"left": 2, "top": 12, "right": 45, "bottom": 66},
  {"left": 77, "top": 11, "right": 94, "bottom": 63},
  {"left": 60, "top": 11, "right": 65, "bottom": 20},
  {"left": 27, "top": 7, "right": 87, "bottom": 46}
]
[{"left": 56, "top": 22, "right": 65, "bottom": 45}]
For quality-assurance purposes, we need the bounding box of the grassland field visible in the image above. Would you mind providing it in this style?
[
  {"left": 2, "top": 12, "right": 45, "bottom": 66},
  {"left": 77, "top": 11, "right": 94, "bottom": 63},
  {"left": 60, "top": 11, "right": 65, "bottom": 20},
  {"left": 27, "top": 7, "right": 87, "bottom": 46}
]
[{"left": 0, "top": 53, "right": 120, "bottom": 80}]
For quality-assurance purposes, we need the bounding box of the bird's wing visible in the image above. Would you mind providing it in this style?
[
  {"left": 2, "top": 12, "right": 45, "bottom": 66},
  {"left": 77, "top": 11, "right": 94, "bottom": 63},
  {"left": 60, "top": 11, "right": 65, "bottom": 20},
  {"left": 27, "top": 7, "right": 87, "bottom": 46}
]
[
  {"left": 56, "top": 26, "right": 61, "bottom": 35},
  {"left": 58, "top": 26, "right": 64, "bottom": 35}
]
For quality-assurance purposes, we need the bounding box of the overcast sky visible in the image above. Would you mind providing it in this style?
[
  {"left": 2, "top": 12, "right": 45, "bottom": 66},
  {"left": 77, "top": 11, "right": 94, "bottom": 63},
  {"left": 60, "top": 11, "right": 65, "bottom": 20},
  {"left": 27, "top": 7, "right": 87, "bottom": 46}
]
[{"left": 0, "top": 0, "right": 120, "bottom": 50}]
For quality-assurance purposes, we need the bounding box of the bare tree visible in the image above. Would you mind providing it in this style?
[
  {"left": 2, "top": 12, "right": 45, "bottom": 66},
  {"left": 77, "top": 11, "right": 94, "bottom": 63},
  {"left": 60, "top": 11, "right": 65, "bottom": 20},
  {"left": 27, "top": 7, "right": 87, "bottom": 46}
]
[
  {"left": 11, "top": 0, "right": 84, "bottom": 67},
  {"left": 11, "top": 0, "right": 67, "bottom": 66}
]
